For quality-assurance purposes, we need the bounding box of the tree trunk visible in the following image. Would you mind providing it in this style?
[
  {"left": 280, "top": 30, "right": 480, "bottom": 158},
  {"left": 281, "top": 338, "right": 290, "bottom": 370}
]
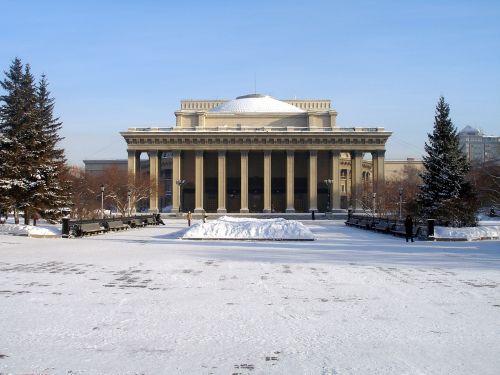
[
  {"left": 24, "top": 208, "right": 30, "bottom": 225},
  {"left": 14, "top": 208, "right": 19, "bottom": 224}
]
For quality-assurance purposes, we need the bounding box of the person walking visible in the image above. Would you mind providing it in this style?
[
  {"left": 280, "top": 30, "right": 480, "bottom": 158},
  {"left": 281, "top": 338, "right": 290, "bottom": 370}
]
[
  {"left": 187, "top": 211, "right": 192, "bottom": 227},
  {"left": 404, "top": 215, "right": 414, "bottom": 242}
]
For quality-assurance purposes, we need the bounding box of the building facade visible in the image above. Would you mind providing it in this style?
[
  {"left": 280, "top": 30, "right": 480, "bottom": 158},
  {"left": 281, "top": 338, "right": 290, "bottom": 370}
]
[
  {"left": 458, "top": 126, "right": 500, "bottom": 164},
  {"left": 120, "top": 94, "right": 392, "bottom": 213},
  {"left": 384, "top": 158, "right": 424, "bottom": 181}
]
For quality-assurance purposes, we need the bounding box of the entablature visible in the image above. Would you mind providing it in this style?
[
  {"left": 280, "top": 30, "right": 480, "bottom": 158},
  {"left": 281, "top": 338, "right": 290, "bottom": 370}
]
[{"left": 121, "top": 128, "right": 391, "bottom": 152}]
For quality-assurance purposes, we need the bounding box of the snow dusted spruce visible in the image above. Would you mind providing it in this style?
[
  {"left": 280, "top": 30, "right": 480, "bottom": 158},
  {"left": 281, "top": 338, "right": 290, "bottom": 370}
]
[
  {"left": 0, "top": 58, "right": 70, "bottom": 224},
  {"left": 182, "top": 216, "right": 315, "bottom": 240},
  {"left": 418, "top": 96, "right": 477, "bottom": 226}
]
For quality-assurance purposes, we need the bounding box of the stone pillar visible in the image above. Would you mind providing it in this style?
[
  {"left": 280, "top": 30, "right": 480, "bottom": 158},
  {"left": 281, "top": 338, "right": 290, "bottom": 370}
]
[
  {"left": 194, "top": 150, "right": 204, "bottom": 214},
  {"left": 372, "top": 150, "right": 386, "bottom": 193},
  {"left": 127, "top": 150, "right": 140, "bottom": 214},
  {"left": 308, "top": 150, "right": 318, "bottom": 212},
  {"left": 148, "top": 150, "right": 160, "bottom": 213},
  {"left": 217, "top": 150, "right": 227, "bottom": 213},
  {"left": 372, "top": 152, "right": 378, "bottom": 193},
  {"left": 127, "top": 149, "right": 140, "bottom": 184},
  {"left": 263, "top": 150, "right": 272, "bottom": 213},
  {"left": 240, "top": 150, "right": 249, "bottom": 213},
  {"left": 351, "top": 151, "right": 363, "bottom": 211},
  {"left": 171, "top": 151, "right": 181, "bottom": 212},
  {"left": 286, "top": 150, "right": 295, "bottom": 213},
  {"left": 331, "top": 150, "right": 341, "bottom": 211}
]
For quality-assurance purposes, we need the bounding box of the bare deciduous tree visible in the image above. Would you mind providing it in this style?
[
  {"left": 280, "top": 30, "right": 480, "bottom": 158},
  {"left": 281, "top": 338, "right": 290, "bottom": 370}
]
[
  {"left": 67, "top": 165, "right": 151, "bottom": 219},
  {"left": 469, "top": 162, "right": 500, "bottom": 212}
]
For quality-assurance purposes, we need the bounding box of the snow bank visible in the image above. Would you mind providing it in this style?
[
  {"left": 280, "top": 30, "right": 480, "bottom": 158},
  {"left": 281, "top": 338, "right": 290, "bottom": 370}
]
[
  {"left": 182, "top": 216, "right": 314, "bottom": 240},
  {"left": 434, "top": 225, "right": 500, "bottom": 241},
  {"left": 0, "top": 223, "right": 61, "bottom": 238}
]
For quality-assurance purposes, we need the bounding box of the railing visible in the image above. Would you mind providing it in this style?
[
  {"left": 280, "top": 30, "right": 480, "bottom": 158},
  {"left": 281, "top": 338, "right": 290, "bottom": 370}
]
[
  {"left": 127, "top": 127, "right": 387, "bottom": 133},
  {"left": 345, "top": 213, "right": 430, "bottom": 240}
]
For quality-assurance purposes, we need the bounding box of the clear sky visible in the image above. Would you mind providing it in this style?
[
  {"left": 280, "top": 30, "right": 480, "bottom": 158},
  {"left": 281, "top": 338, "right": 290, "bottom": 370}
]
[{"left": 1, "top": 0, "right": 499, "bottom": 165}]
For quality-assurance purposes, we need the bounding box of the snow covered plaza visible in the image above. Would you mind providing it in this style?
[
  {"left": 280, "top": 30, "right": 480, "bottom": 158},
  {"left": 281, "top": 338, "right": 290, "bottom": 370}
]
[{"left": 1, "top": 220, "right": 500, "bottom": 374}]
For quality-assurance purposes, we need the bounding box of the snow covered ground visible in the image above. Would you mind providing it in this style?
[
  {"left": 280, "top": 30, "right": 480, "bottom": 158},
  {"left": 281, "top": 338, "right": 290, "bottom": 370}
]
[{"left": 1, "top": 220, "right": 499, "bottom": 374}]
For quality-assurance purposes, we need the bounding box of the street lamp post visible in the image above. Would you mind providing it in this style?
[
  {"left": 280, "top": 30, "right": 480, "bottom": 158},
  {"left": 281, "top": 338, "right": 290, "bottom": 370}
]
[
  {"left": 127, "top": 190, "right": 131, "bottom": 217},
  {"left": 398, "top": 187, "right": 403, "bottom": 221},
  {"left": 372, "top": 192, "right": 377, "bottom": 217},
  {"left": 324, "top": 179, "right": 333, "bottom": 212},
  {"left": 101, "top": 184, "right": 105, "bottom": 219},
  {"left": 176, "top": 179, "right": 186, "bottom": 213}
]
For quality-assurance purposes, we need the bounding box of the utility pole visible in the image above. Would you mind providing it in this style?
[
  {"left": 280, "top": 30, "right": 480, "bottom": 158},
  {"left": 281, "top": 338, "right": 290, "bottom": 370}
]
[{"left": 398, "top": 187, "right": 403, "bottom": 220}]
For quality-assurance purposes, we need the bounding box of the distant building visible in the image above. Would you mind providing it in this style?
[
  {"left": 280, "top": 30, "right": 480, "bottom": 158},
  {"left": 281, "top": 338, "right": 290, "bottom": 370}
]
[
  {"left": 83, "top": 159, "right": 128, "bottom": 175},
  {"left": 458, "top": 126, "right": 500, "bottom": 164},
  {"left": 385, "top": 158, "right": 424, "bottom": 180}
]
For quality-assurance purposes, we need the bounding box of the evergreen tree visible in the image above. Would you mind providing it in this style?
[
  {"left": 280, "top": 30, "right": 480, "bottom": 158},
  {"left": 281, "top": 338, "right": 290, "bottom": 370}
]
[
  {"left": 0, "top": 58, "right": 39, "bottom": 223},
  {"left": 32, "top": 75, "right": 72, "bottom": 219},
  {"left": 0, "top": 58, "right": 71, "bottom": 223},
  {"left": 418, "top": 96, "right": 477, "bottom": 226},
  {"left": 0, "top": 58, "right": 25, "bottom": 213}
]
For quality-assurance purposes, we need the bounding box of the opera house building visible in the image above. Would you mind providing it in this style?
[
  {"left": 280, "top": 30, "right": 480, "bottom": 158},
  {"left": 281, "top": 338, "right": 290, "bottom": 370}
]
[{"left": 120, "top": 94, "right": 391, "bottom": 214}]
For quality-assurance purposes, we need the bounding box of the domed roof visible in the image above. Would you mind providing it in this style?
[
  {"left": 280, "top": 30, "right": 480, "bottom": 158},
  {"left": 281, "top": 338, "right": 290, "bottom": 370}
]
[
  {"left": 209, "top": 94, "right": 305, "bottom": 113},
  {"left": 459, "top": 125, "right": 482, "bottom": 136}
]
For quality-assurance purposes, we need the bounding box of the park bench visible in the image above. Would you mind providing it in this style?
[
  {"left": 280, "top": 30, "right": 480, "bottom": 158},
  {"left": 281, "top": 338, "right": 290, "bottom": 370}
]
[
  {"left": 357, "top": 218, "right": 374, "bottom": 230},
  {"left": 356, "top": 218, "right": 368, "bottom": 229},
  {"left": 345, "top": 217, "right": 358, "bottom": 227},
  {"left": 374, "top": 221, "right": 391, "bottom": 233},
  {"left": 391, "top": 223, "right": 407, "bottom": 237},
  {"left": 145, "top": 217, "right": 157, "bottom": 226},
  {"left": 79, "top": 222, "right": 105, "bottom": 236},
  {"left": 106, "top": 220, "right": 129, "bottom": 231},
  {"left": 130, "top": 218, "right": 146, "bottom": 228}
]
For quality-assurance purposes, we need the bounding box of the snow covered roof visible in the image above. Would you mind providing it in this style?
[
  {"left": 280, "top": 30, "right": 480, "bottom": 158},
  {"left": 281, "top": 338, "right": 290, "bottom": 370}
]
[{"left": 208, "top": 94, "right": 306, "bottom": 114}]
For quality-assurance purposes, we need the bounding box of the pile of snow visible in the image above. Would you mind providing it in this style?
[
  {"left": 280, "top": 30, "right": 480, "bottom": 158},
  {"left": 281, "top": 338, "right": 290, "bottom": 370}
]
[
  {"left": 0, "top": 223, "right": 61, "bottom": 238},
  {"left": 434, "top": 225, "right": 500, "bottom": 241},
  {"left": 182, "top": 216, "right": 314, "bottom": 240}
]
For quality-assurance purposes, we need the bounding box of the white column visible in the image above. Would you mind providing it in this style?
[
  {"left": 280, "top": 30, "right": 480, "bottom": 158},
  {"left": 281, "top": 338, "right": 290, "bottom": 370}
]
[
  {"left": 240, "top": 150, "right": 249, "bottom": 213},
  {"left": 286, "top": 150, "right": 295, "bottom": 213},
  {"left": 331, "top": 150, "right": 341, "bottom": 211},
  {"left": 308, "top": 150, "right": 318, "bottom": 212},
  {"left": 127, "top": 150, "right": 140, "bottom": 184},
  {"left": 374, "top": 150, "right": 385, "bottom": 193},
  {"left": 194, "top": 150, "right": 204, "bottom": 214},
  {"left": 263, "top": 150, "right": 272, "bottom": 213},
  {"left": 351, "top": 150, "right": 363, "bottom": 211},
  {"left": 148, "top": 150, "right": 160, "bottom": 213},
  {"left": 217, "top": 150, "right": 227, "bottom": 213},
  {"left": 171, "top": 151, "right": 181, "bottom": 212},
  {"left": 127, "top": 150, "right": 140, "bottom": 214}
]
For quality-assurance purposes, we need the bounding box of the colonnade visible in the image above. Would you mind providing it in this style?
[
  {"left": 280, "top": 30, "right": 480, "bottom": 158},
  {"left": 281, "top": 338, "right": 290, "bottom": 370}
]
[{"left": 128, "top": 149, "right": 385, "bottom": 214}]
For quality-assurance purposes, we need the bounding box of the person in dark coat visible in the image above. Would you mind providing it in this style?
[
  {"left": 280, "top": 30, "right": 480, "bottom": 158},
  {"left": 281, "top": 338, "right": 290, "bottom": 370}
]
[
  {"left": 155, "top": 213, "right": 165, "bottom": 225},
  {"left": 404, "top": 215, "right": 414, "bottom": 242}
]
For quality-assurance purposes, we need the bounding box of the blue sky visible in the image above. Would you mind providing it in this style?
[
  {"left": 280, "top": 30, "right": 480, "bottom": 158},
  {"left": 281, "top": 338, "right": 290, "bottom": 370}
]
[{"left": 1, "top": 0, "right": 499, "bottom": 165}]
